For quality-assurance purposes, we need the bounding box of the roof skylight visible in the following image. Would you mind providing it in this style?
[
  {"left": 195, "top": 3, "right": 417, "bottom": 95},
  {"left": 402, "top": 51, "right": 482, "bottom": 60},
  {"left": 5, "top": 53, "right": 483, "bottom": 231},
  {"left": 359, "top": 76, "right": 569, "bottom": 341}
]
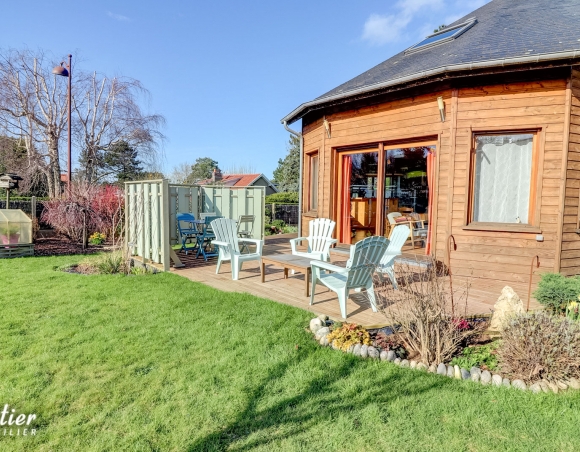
[{"left": 405, "top": 18, "right": 477, "bottom": 55}]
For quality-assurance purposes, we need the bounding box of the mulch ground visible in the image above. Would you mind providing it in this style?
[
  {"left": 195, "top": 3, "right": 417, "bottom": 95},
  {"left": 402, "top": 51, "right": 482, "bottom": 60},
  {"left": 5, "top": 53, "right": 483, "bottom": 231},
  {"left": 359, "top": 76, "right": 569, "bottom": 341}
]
[{"left": 34, "top": 237, "right": 105, "bottom": 257}]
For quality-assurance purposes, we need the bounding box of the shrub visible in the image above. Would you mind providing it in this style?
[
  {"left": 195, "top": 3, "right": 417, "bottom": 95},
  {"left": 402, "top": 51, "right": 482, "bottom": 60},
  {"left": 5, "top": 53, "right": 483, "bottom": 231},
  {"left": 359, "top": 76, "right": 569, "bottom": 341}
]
[
  {"left": 373, "top": 331, "right": 407, "bottom": 358},
  {"left": 265, "top": 192, "right": 298, "bottom": 204},
  {"left": 41, "top": 182, "right": 124, "bottom": 243},
  {"left": 264, "top": 219, "right": 286, "bottom": 236},
  {"left": 450, "top": 342, "right": 498, "bottom": 371},
  {"left": 327, "top": 323, "right": 371, "bottom": 351},
  {"left": 533, "top": 273, "right": 580, "bottom": 314},
  {"left": 497, "top": 311, "right": 580, "bottom": 383},
  {"left": 375, "top": 257, "right": 484, "bottom": 365}
]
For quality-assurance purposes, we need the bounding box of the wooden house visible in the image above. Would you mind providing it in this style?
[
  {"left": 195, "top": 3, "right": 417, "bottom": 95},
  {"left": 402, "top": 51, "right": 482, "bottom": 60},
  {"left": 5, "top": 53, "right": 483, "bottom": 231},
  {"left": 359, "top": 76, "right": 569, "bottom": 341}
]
[
  {"left": 198, "top": 169, "right": 278, "bottom": 195},
  {"left": 281, "top": 0, "right": 580, "bottom": 297}
]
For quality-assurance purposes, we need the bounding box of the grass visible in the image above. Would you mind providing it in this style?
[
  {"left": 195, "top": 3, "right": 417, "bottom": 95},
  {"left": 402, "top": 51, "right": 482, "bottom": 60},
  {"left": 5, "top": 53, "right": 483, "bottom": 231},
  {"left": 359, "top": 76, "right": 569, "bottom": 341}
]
[{"left": 0, "top": 256, "right": 580, "bottom": 451}]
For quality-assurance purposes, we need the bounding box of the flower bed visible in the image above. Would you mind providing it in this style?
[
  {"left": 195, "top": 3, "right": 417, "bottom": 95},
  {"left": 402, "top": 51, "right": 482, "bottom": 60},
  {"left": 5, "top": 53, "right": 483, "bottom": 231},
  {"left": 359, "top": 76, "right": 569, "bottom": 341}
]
[{"left": 309, "top": 316, "right": 580, "bottom": 394}]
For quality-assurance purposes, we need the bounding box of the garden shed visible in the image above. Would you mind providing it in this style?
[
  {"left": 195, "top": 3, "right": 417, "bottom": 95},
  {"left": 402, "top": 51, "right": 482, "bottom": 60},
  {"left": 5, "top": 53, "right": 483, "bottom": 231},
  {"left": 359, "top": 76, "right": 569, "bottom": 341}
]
[{"left": 282, "top": 0, "right": 580, "bottom": 299}]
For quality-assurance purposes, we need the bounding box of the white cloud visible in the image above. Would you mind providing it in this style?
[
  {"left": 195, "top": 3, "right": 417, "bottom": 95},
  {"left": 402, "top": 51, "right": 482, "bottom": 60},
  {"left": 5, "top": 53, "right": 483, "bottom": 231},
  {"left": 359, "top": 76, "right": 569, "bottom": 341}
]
[
  {"left": 361, "top": 0, "right": 490, "bottom": 46},
  {"left": 362, "top": 0, "right": 444, "bottom": 45},
  {"left": 107, "top": 11, "right": 131, "bottom": 22}
]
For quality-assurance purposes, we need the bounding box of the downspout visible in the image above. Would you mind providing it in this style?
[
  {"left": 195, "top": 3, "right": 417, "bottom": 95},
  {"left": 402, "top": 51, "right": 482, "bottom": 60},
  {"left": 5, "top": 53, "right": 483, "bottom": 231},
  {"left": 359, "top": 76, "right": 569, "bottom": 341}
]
[{"left": 283, "top": 120, "right": 303, "bottom": 237}]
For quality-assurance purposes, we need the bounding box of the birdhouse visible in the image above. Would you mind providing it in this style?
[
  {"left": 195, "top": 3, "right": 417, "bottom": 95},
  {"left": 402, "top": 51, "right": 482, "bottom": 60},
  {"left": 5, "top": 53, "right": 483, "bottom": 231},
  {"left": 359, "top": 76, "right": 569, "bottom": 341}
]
[{"left": 0, "top": 173, "right": 23, "bottom": 190}]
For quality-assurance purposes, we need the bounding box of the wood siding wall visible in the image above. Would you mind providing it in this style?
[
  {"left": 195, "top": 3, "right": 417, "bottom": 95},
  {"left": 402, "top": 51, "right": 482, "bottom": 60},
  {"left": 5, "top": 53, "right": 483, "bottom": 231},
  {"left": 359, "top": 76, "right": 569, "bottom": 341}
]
[
  {"left": 302, "top": 78, "right": 573, "bottom": 298},
  {"left": 561, "top": 68, "right": 580, "bottom": 275}
]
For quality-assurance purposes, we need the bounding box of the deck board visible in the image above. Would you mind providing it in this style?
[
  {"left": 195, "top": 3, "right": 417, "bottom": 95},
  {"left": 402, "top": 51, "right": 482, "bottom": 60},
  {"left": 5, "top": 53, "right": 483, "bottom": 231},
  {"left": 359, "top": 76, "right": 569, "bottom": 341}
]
[{"left": 171, "top": 234, "right": 541, "bottom": 327}]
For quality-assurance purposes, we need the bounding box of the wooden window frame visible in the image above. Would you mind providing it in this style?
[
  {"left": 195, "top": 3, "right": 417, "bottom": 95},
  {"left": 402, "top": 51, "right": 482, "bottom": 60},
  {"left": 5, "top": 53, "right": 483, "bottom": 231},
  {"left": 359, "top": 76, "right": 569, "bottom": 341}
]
[
  {"left": 463, "top": 128, "right": 544, "bottom": 233},
  {"left": 333, "top": 139, "right": 438, "bottom": 244},
  {"left": 305, "top": 150, "right": 319, "bottom": 214}
]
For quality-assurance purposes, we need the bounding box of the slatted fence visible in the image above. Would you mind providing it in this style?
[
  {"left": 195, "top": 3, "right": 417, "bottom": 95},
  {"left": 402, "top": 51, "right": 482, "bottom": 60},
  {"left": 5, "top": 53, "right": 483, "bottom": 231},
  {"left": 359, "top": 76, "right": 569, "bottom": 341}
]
[{"left": 125, "top": 180, "right": 265, "bottom": 271}]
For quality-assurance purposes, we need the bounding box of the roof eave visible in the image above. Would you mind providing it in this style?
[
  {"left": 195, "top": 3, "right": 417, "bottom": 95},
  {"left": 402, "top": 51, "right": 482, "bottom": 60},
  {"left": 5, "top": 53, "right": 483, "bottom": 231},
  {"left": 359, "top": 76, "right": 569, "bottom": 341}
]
[{"left": 281, "top": 49, "right": 580, "bottom": 125}]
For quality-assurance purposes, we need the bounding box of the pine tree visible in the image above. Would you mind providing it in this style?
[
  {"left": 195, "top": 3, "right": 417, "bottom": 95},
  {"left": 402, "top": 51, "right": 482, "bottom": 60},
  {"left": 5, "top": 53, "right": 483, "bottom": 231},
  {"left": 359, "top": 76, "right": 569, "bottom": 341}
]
[
  {"left": 187, "top": 157, "right": 220, "bottom": 183},
  {"left": 272, "top": 134, "right": 300, "bottom": 192}
]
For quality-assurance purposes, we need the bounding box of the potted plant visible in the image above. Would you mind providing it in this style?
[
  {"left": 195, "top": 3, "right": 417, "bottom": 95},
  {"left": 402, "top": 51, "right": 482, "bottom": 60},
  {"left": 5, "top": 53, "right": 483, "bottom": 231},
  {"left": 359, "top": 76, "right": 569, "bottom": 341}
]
[{"left": 0, "top": 224, "right": 20, "bottom": 245}]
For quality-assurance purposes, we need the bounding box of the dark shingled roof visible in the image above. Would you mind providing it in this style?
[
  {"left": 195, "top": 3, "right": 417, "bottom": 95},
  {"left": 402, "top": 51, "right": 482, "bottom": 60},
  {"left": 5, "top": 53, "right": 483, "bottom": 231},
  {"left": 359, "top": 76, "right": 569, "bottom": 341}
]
[{"left": 283, "top": 0, "right": 580, "bottom": 124}]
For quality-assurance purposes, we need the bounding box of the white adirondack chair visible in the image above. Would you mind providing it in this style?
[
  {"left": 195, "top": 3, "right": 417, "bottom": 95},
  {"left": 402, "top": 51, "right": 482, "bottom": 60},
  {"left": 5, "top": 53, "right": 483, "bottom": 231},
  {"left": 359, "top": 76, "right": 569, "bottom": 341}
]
[
  {"left": 376, "top": 224, "right": 410, "bottom": 289},
  {"left": 211, "top": 218, "right": 264, "bottom": 281},
  {"left": 290, "top": 218, "right": 337, "bottom": 261},
  {"left": 310, "top": 236, "right": 389, "bottom": 319}
]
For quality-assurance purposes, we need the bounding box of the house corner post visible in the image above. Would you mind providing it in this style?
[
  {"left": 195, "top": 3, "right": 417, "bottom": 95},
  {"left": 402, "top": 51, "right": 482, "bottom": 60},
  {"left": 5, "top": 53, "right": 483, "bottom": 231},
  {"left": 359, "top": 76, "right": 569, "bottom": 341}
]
[{"left": 161, "top": 179, "right": 171, "bottom": 271}]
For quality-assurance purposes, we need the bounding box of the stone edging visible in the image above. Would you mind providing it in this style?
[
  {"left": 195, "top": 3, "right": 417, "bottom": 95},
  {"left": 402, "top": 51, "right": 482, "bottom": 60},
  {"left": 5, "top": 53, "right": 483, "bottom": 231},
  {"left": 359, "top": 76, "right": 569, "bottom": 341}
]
[{"left": 309, "top": 316, "right": 580, "bottom": 394}]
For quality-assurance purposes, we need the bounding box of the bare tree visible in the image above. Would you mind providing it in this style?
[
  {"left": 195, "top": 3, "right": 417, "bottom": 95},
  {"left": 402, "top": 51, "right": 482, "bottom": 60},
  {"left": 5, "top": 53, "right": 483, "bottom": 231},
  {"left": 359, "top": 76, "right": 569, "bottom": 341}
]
[
  {"left": 0, "top": 48, "right": 166, "bottom": 195},
  {"left": 169, "top": 161, "right": 193, "bottom": 184},
  {"left": 73, "top": 71, "right": 165, "bottom": 182},
  {"left": 223, "top": 163, "right": 257, "bottom": 174},
  {"left": 0, "top": 49, "right": 69, "bottom": 197}
]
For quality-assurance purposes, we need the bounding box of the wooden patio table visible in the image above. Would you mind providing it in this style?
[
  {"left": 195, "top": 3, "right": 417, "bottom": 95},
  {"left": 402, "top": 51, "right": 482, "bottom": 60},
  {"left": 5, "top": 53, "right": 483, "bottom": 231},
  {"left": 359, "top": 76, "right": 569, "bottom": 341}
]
[{"left": 261, "top": 254, "right": 319, "bottom": 297}]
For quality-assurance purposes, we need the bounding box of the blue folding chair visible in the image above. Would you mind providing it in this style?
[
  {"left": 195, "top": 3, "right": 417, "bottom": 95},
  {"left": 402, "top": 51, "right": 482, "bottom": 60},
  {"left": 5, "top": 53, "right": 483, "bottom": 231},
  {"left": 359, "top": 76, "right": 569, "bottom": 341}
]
[
  {"left": 195, "top": 215, "right": 222, "bottom": 261},
  {"left": 177, "top": 213, "right": 199, "bottom": 254}
]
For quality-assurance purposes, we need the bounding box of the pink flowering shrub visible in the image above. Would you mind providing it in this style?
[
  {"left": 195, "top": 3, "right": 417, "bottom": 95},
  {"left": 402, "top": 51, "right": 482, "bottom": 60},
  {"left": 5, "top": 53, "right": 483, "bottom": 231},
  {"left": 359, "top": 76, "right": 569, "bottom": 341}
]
[{"left": 41, "top": 182, "right": 124, "bottom": 243}]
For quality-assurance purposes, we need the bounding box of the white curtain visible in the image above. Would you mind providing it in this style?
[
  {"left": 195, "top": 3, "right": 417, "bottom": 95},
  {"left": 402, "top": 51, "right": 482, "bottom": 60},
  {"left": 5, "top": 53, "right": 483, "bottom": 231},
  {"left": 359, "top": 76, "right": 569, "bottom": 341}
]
[{"left": 473, "top": 134, "right": 533, "bottom": 224}]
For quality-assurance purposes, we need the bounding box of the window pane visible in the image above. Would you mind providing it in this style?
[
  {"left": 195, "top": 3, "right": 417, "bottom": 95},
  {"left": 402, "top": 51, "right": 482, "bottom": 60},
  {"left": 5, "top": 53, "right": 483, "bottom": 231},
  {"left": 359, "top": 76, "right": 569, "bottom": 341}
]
[
  {"left": 473, "top": 134, "right": 533, "bottom": 224},
  {"left": 311, "top": 155, "right": 318, "bottom": 210}
]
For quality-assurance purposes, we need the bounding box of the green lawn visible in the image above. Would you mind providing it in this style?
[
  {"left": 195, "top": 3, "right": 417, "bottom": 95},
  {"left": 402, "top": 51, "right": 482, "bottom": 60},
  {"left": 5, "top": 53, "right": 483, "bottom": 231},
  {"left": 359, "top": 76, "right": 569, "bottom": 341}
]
[{"left": 1, "top": 256, "right": 579, "bottom": 451}]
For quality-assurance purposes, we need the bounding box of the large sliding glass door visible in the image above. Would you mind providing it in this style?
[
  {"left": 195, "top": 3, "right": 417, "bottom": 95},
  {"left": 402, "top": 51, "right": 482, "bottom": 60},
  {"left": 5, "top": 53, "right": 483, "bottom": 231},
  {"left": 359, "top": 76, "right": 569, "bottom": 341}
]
[
  {"left": 383, "top": 145, "right": 435, "bottom": 254},
  {"left": 337, "top": 141, "right": 436, "bottom": 253},
  {"left": 339, "top": 150, "right": 379, "bottom": 244}
]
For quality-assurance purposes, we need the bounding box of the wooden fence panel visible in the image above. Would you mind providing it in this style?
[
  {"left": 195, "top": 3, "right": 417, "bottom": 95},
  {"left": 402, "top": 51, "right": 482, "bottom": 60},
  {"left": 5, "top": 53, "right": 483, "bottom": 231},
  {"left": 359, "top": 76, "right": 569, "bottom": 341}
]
[
  {"left": 125, "top": 180, "right": 166, "bottom": 268},
  {"left": 200, "top": 186, "right": 264, "bottom": 239},
  {"left": 125, "top": 181, "right": 265, "bottom": 270}
]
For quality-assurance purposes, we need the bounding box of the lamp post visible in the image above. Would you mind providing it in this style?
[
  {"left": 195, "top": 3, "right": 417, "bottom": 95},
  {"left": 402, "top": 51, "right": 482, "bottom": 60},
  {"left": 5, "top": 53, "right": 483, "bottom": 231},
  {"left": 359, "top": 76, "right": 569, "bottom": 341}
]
[{"left": 52, "top": 54, "right": 72, "bottom": 196}]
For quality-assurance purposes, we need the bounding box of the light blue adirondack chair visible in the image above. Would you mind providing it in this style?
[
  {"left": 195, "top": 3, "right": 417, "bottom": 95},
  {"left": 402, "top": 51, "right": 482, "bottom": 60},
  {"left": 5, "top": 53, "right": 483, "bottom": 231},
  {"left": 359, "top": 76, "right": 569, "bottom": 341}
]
[
  {"left": 310, "top": 235, "right": 389, "bottom": 319},
  {"left": 376, "top": 224, "right": 410, "bottom": 289},
  {"left": 211, "top": 218, "right": 264, "bottom": 281},
  {"left": 290, "top": 218, "right": 337, "bottom": 261}
]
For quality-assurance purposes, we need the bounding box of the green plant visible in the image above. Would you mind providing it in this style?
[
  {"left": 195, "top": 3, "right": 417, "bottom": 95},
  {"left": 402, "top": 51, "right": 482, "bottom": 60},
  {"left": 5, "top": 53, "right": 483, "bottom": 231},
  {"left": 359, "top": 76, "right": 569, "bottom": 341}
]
[
  {"left": 265, "top": 192, "right": 299, "bottom": 204},
  {"left": 497, "top": 311, "right": 580, "bottom": 382},
  {"left": 533, "top": 272, "right": 580, "bottom": 314},
  {"left": 89, "top": 232, "right": 106, "bottom": 245},
  {"left": 264, "top": 219, "right": 286, "bottom": 235},
  {"left": 96, "top": 252, "right": 125, "bottom": 274},
  {"left": 0, "top": 224, "right": 20, "bottom": 236},
  {"left": 566, "top": 300, "right": 580, "bottom": 321},
  {"left": 451, "top": 342, "right": 499, "bottom": 371},
  {"left": 327, "top": 323, "right": 371, "bottom": 351},
  {"left": 373, "top": 331, "right": 407, "bottom": 358},
  {"left": 130, "top": 265, "right": 153, "bottom": 275}
]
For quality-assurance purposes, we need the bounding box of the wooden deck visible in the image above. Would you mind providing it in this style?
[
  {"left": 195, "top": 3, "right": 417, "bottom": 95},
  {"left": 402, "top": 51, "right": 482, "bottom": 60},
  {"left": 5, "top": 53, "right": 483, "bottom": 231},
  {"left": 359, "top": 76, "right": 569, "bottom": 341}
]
[{"left": 171, "top": 234, "right": 541, "bottom": 328}]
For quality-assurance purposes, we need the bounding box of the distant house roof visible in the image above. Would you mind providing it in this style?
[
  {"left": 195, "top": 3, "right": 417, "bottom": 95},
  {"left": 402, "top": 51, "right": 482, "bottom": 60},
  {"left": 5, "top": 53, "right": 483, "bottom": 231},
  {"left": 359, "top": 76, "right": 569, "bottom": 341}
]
[
  {"left": 198, "top": 173, "right": 278, "bottom": 192},
  {"left": 282, "top": 0, "right": 580, "bottom": 124}
]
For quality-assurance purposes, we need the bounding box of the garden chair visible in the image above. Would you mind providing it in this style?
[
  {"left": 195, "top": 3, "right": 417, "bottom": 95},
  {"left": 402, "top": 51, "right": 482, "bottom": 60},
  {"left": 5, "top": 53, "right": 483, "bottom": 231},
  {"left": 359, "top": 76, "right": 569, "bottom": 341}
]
[
  {"left": 310, "top": 235, "right": 389, "bottom": 319},
  {"left": 195, "top": 215, "right": 222, "bottom": 261},
  {"left": 176, "top": 212, "right": 198, "bottom": 254},
  {"left": 237, "top": 215, "right": 255, "bottom": 253},
  {"left": 376, "top": 224, "right": 410, "bottom": 289},
  {"left": 290, "top": 218, "right": 337, "bottom": 261},
  {"left": 211, "top": 218, "right": 264, "bottom": 281},
  {"left": 387, "top": 212, "right": 427, "bottom": 248},
  {"left": 199, "top": 212, "right": 217, "bottom": 221}
]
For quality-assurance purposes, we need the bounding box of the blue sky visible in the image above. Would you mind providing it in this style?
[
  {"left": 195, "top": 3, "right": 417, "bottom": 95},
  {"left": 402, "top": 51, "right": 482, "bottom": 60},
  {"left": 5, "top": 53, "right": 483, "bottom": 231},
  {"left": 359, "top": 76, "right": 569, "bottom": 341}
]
[{"left": 1, "top": 0, "right": 488, "bottom": 179}]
